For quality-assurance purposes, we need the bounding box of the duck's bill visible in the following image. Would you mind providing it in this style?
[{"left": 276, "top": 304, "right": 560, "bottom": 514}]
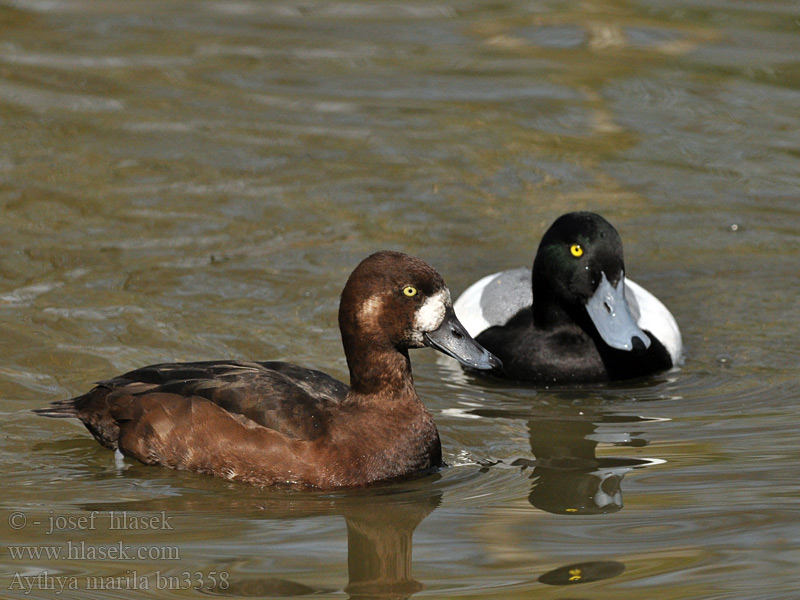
[
  {"left": 586, "top": 273, "right": 651, "bottom": 352},
  {"left": 424, "top": 306, "right": 502, "bottom": 371}
]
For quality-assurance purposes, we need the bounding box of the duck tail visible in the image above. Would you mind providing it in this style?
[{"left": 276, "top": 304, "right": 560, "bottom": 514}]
[
  {"left": 33, "top": 398, "right": 80, "bottom": 418},
  {"left": 34, "top": 387, "right": 121, "bottom": 451}
]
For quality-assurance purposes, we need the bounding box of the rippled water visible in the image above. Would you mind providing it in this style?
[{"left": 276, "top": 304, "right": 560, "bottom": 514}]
[{"left": 1, "top": 1, "right": 799, "bottom": 599}]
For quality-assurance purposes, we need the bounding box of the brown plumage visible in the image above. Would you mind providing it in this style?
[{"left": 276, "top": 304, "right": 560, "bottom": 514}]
[{"left": 36, "top": 251, "right": 500, "bottom": 489}]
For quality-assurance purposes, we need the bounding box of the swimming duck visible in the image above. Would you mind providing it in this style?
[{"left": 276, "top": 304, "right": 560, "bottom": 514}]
[
  {"left": 454, "top": 212, "right": 681, "bottom": 382},
  {"left": 36, "top": 251, "right": 501, "bottom": 489}
]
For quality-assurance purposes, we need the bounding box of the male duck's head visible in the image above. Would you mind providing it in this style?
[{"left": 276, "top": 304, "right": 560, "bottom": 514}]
[{"left": 532, "top": 212, "right": 650, "bottom": 352}]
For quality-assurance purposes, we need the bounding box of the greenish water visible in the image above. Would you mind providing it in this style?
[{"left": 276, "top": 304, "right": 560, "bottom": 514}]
[{"left": 1, "top": 1, "right": 799, "bottom": 598}]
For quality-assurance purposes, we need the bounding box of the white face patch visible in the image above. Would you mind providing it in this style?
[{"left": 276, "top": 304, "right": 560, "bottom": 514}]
[
  {"left": 359, "top": 295, "right": 382, "bottom": 324},
  {"left": 414, "top": 288, "right": 450, "bottom": 333}
]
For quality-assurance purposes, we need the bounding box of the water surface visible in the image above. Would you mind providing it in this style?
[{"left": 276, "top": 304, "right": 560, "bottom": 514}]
[{"left": 1, "top": 1, "right": 799, "bottom": 599}]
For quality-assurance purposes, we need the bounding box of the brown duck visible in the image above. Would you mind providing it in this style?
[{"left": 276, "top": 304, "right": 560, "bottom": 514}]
[{"left": 36, "top": 251, "right": 500, "bottom": 489}]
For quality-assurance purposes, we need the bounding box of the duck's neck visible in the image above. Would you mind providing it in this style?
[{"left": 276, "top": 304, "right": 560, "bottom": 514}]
[
  {"left": 532, "top": 289, "right": 568, "bottom": 326},
  {"left": 532, "top": 289, "right": 592, "bottom": 333},
  {"left": 343, "top": 339, "right": 417, "bottom": 399}
]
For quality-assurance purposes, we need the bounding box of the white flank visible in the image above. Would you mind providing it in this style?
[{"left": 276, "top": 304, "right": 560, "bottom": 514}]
[
  {"left": 625, "top": 278, "right": 683, "bottom": 365},
  {"left": 415, "top": 288, "right": 449, "bottom": 332},
  {"left": 452, "top": 272, "right": 497, "bottom": 337}
]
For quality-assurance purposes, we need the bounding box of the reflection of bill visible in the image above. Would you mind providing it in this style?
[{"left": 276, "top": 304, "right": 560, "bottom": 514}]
[
  {"left": 513, "top": 416, "right": 664, "bottom": 515},
  {"left": 518, "top": 455, "right": 662, "bottom": 515},
  {"left": 453, "top": 402, "right": 664, "bottom": 516}
]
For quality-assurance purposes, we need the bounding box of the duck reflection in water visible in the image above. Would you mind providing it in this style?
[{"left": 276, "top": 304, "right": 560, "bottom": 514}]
[
  {"left": 223, "top": 495, "right": 435, "bottom": 600},
  {"left": 465, "top": 401, "right": 662, "bottom": 515},
  {"left": 83, "top": 485, "right": 440, "bottom": 600},
  {"left": 342, "top": 494, "right": 434, "bottom": 600},
  {"left": 513, "top": 414, "right": 660, "bottom": 515},
  {"left": 230, "top": 489, "right": 441, "bottom": 600}
]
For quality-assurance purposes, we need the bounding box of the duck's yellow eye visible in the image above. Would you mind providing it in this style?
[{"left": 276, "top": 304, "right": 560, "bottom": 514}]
[
  {"left": 402, "top": 286, "right": 418, "bottom": 297},
  {"left": 570, "top": 244, "right": 584, "bottom": 258}
]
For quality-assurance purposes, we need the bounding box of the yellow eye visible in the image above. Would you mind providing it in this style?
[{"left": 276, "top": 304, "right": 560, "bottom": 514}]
[
  {"left": 402, "top": 286, "right": 418, "bottom": 297},
  {"left": 570, "top": 244, "right": 584, "bottom": 258}
]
